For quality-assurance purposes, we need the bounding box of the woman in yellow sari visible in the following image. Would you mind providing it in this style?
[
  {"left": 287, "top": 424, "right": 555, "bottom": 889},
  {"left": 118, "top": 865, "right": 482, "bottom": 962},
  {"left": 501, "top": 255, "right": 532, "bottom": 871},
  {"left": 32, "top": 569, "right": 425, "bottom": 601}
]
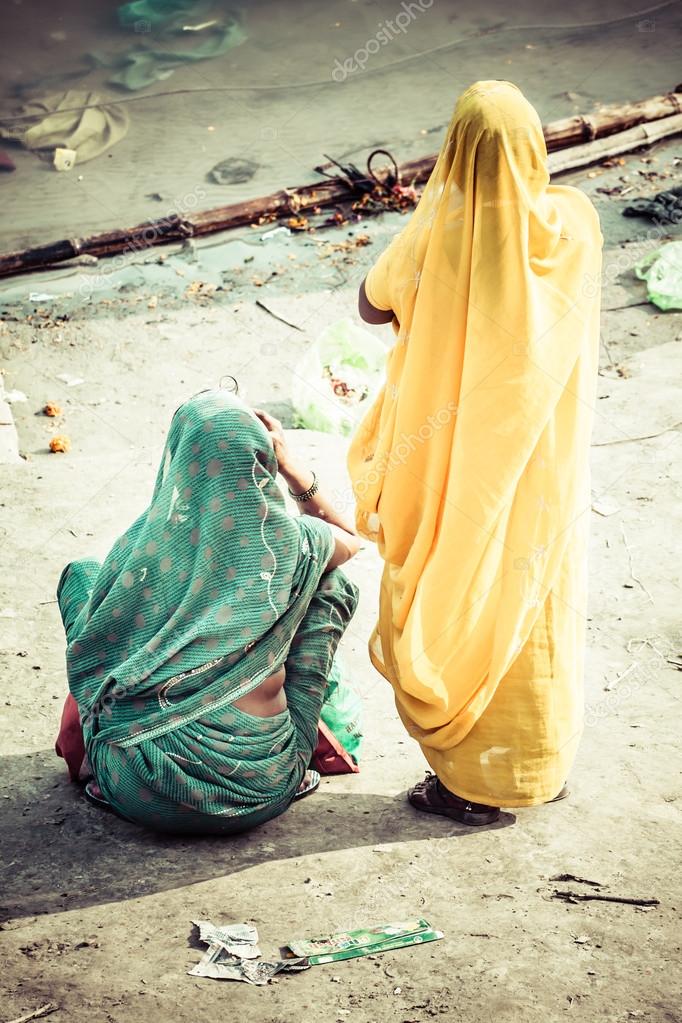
[{"left": 348, "top": 81, "right": 602, "bottom": 825}]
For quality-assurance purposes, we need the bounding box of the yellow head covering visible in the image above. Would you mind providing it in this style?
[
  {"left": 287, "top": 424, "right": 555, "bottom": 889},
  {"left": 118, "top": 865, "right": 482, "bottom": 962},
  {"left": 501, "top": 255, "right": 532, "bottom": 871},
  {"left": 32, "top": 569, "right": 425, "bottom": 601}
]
[{"left": 348, "top": 81, "right": 602, "bottom": 752}]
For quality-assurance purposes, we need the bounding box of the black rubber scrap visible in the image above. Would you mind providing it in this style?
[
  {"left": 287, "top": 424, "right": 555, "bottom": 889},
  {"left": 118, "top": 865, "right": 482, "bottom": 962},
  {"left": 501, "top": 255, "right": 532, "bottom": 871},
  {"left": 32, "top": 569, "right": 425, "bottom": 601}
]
[{"left": 623, "top": 184, "right": 682, "bottom": 224}]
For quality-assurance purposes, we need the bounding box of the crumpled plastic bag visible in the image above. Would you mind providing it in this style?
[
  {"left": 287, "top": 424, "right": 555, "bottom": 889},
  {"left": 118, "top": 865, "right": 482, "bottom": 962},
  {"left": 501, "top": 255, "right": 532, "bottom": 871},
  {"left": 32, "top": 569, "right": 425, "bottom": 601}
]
[
  {"left": 319, "top": 655, "right": 363, "bottom": 765},
  {"left": 118, "top": 0, "right": 206, "bottom": 31},
  {"left": 292, "top": 318, "right": 387, "bottom": 436},
  {"left": 92, "top": 11, "right": 245, "bottom": 90},
  {"left": 635, "top": 241, "right": 682, "bottom": 311},
  {"left": 0, "top": 90, "right": 129, "bottom": 164}
]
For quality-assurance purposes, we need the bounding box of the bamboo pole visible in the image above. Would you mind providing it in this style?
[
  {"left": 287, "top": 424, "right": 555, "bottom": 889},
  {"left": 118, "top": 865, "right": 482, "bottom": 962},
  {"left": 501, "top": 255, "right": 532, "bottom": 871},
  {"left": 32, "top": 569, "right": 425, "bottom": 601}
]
[
  {"left": 544, "top": 89, "right": 682, "bottom": 149},
  {"left": 1, "top": 89, "right": 680, "bottom": 279},
  {"left": 547, "top": 112, "right": 682, "bottom": 173}
]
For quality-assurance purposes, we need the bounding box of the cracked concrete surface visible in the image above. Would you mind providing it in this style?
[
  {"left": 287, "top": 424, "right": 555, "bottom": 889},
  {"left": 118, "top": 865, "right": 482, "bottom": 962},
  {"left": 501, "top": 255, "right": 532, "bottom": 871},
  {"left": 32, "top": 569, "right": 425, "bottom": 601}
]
[{"left": 1, "top": 218, "right": 681, "bottom": 1020}]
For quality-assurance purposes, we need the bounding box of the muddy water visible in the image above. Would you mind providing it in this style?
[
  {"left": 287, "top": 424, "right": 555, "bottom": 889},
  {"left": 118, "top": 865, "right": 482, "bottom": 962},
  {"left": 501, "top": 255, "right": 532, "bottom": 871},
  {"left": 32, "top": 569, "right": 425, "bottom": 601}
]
[{"left": 0, "top": 0, "right": 681, "bottom": 252}]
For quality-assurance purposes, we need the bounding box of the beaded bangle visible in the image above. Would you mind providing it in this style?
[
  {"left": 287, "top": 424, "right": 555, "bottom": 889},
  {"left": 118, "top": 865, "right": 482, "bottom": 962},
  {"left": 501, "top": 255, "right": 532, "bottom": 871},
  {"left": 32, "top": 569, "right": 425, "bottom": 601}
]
[{"left": 288, "top": 471, "right": 319, "bottom": 502}]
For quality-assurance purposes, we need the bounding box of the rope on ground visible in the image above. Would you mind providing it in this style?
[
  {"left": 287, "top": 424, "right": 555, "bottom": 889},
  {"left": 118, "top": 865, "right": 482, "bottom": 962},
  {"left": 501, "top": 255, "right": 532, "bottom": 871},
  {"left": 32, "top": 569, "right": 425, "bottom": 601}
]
[{"left": 592, "top": 420, "right": 682, "bottom": 445}]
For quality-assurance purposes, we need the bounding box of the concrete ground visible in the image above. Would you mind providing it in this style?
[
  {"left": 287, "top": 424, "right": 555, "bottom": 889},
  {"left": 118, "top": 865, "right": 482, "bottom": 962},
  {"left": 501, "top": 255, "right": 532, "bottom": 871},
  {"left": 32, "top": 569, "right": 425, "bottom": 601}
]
[
  {"left": 1, "top": 208, "right": 682, "bottom": 1020},
  {"left": 1, "top": 2, "right": 682, "bottom": 1021}
]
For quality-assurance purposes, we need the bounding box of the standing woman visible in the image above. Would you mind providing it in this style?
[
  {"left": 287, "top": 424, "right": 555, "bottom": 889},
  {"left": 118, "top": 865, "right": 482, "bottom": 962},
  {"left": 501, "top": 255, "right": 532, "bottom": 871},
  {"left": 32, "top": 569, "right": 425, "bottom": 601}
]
[{"left": 348, "top": 81, "right": 602, "bottom": 825}]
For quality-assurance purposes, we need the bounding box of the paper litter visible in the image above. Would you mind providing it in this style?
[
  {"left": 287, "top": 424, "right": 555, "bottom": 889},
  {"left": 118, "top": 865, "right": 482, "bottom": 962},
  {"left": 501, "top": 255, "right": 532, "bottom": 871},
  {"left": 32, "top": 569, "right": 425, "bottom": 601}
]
[
  {"left": 191, "top": 919, "right": 261, "bottom": 959},
  {"left": 53, "top": 147, "right": 77, "bottom": 172},
  {"left": 189, "top": 919, "right": 307, "bottom": 985},
  {"left": 188, "top": 917, "right": 443, "bottom": 984}
]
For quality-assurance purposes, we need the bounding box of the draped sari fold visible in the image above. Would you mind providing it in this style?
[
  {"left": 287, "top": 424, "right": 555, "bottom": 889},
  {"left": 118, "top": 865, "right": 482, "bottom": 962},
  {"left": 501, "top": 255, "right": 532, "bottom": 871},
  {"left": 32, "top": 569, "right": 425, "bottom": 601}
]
[{"left": 348, "top": 81, "right": 602, "bottom": 805}]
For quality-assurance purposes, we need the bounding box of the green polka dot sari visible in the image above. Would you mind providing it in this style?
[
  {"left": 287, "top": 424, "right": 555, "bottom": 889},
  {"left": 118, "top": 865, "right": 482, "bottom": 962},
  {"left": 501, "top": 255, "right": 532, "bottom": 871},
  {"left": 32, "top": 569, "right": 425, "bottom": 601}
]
[{"left": 58, "top": 391, "right": 358, "bottom": 833}]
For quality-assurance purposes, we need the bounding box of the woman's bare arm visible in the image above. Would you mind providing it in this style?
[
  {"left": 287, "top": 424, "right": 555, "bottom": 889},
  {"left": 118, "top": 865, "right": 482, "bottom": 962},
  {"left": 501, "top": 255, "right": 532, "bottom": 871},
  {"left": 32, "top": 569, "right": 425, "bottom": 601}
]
[
  {"left": 254, "top": 410, "right": 361, "bottom": 569},
  {"left": 358, "top": 279, "right": 394, "bottom": 325},
  {"left": 279, "top": 460, "right": 361, "bottom": 569}
]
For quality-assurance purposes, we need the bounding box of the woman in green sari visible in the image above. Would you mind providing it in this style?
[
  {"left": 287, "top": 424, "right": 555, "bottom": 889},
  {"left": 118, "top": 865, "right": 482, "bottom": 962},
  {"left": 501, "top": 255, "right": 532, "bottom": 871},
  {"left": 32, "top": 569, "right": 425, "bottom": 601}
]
[{"left": 57, "top": 390, "right": 360, "bottom": 834}]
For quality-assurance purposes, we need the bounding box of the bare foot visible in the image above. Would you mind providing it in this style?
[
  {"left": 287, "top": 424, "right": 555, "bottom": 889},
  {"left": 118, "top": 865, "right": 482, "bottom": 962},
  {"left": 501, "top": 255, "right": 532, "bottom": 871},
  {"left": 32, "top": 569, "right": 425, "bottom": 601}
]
[
  {"left": 298, "top": 770, "right": 313, "bottom": 793},
  {"left": 293, "top": 769, "right": 321, "bottom": 801}
]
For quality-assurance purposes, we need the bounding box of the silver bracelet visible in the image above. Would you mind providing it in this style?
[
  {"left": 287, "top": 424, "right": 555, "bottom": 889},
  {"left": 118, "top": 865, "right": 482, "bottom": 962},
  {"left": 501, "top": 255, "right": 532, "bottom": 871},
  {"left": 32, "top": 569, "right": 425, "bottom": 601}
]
[{"left": 288, "top": 471, "right": 319, "bottom": 502}]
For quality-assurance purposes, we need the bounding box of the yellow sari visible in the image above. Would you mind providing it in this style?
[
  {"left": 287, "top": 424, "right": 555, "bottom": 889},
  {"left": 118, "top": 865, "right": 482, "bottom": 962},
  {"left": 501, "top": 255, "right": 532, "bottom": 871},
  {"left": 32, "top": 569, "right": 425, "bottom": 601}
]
[{"left": 348, "top": 81, "right": 602, "bottom": 806}]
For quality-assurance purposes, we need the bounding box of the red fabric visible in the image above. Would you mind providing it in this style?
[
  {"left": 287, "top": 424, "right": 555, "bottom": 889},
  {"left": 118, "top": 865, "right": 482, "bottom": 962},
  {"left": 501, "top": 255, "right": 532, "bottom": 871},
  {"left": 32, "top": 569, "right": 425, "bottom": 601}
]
[
  {"left": 311, "top": 721, "right": 359, "bottom": 775},
  {"left": 0, "top": 149, "right": 16, "bottom": 173},
  {"left": 55, "top": 694, "right": 86, "bottom": 782},
  {"left": 56, "top": 697, "right": 359, "bottom": 780}
]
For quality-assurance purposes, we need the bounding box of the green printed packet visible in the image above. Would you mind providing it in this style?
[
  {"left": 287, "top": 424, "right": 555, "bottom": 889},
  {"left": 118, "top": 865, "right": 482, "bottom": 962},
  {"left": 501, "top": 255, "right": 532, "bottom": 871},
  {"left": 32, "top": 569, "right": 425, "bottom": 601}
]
[{"left": 283, "top": 918, "right": 443, "bottom": 966}]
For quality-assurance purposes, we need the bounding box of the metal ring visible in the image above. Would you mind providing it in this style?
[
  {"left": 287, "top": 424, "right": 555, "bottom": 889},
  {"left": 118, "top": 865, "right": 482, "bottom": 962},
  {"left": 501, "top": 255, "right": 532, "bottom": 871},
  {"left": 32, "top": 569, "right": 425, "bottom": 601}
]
[
  {"left": 219, "top": 374, "right": 239, "bottom": 394},
  {"left": 367, "top": 148, "right": 400, "bottom": 188}
]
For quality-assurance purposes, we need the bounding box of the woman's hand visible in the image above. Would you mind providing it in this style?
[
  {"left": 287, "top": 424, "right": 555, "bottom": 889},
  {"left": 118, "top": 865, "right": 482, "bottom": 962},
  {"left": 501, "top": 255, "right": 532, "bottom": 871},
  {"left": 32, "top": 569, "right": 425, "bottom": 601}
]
[
  {"left": 253, "top": 408, "right": 295, "bottom": 475},
  {"left": 254, "top": 407, "right": 361, "bottom": 568},
  {"left": 254, "top": 408, "right": 316, "bottom": 494}
]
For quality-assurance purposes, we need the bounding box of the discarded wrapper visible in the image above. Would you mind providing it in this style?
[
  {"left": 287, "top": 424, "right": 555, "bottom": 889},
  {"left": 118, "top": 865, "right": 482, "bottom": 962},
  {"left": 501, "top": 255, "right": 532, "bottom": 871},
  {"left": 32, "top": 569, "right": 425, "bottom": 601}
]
[
  {"left": 191, "top": 919, "right": 261, "bottom": 959},
  {"left": 189, "top": 943, "right": 308, "bottom": 985},
  {"left": 189, "top": 919, "right": 309, "bottom": 985},
  {"left": 54, "top": 147, "right": 77, "bottom": 172},
  {"left": 282, "top": 918, "right": 444, "bottom": 965},
  {"left": 188, "top": 917, "right": 443, "bottom": 983}
]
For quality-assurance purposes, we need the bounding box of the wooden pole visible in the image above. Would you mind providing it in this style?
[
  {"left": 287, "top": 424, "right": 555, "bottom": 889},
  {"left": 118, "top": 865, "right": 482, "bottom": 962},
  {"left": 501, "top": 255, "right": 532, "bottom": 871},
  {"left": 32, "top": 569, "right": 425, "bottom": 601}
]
[
  {"left": 543, "top": 89, "right": 682, "bottom": 150},
  {"left": 547, "top": 112, "right": 682, "bottom": 173},
  {"left": 1, "top": 90, "right": 680, "bottom": 279}
]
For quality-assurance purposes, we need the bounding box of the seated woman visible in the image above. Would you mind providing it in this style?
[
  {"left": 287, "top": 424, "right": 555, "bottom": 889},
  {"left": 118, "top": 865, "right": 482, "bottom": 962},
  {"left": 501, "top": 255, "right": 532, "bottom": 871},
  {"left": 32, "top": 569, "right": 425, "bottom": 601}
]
[{"left": 55, "top": 389, "right": 360, "bottom": 834}]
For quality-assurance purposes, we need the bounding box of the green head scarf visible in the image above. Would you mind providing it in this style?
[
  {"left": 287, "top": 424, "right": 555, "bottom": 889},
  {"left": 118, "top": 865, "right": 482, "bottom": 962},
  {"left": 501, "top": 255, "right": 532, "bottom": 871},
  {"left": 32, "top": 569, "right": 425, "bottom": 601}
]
[{"left": 63, "top": 390, "right": 334, "bottom": 748}]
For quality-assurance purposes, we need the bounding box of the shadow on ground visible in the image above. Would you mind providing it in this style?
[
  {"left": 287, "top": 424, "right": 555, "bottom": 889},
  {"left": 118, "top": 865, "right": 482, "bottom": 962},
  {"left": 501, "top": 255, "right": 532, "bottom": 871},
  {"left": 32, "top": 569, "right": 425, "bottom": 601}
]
[{"left": 1, "top": 750, "right": 514, "bottom": 919}]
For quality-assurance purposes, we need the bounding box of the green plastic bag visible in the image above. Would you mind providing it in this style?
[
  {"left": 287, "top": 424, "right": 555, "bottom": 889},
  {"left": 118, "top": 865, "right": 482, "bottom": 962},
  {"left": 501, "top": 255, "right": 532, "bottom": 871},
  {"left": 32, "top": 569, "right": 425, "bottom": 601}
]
[
  {"left": 635, "top": 241, "right": 682, "bottom": 311},
  {"left": 292, "top": 319, "right": 387, "bottom": 436},
  {"left": 118, "top": 0, "right": 201, "bottom": 30},
  {"left": 320, "top": 656, "right": 363, "bottom": 764},
  {"left": 98, "top": 4, "right": 245, "bottom": 91}
]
